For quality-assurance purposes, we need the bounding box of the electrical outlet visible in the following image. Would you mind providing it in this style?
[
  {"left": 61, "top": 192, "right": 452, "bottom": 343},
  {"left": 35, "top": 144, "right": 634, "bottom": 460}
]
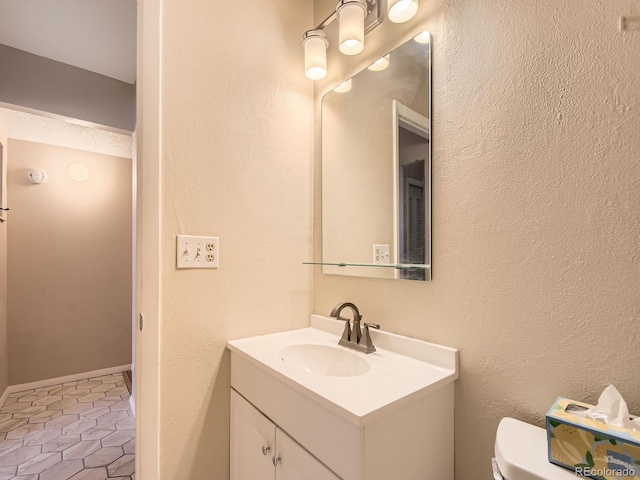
[
  {"left": 177, "top": 235, "right": 219, "bottom": 269},
  {"left": 373, "top": 244, "right": 390, "bottom": 265}
]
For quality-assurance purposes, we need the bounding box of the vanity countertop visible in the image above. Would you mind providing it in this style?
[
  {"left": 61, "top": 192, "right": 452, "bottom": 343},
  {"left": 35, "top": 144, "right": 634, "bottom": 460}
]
[{"left": 227, "top": 314, "right": 458, "bottom": 425}]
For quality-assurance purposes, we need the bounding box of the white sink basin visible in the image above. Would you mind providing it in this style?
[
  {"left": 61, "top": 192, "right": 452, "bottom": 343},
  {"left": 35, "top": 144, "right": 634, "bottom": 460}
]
[
  {"left": 228, "top": 314, "right": 458, "bottom": 425},
  {"left": 279, "top": 344, "right": 370, "bottom": 377}
]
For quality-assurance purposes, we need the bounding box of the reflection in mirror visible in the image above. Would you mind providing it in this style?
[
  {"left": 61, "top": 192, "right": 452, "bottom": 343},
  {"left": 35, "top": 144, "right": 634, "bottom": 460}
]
[{"left": 321, "top": 33, "right": 432, "bottom": 281}]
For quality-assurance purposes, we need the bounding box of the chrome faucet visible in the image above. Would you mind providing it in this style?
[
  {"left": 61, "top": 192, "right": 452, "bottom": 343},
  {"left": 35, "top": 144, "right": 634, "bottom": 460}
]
[{"left": 329, "top": 302, "right": 380, "bottom": 354}]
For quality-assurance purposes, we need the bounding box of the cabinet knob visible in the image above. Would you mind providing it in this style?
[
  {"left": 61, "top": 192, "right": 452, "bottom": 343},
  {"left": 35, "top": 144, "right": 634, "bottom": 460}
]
[
  {"left": 261, "top": 445, "right": 270, "bottom": 456},
  {"left": 272, "top": 455, "right": 281, "bottom": 467}
]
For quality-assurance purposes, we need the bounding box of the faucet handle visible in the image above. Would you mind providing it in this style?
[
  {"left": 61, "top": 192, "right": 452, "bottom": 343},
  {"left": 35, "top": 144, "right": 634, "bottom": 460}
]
[
  {"left": 359, "top": 323, "right": 380, "bottom": 352},
  {"left": 338, "top": 316, "right": 352, "bottom": 342}
]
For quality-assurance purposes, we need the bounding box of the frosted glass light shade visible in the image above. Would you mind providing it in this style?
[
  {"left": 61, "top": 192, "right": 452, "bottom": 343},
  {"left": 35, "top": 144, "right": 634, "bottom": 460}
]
[
  {"left": 337, "top": 0, "right": 367, "bottom": 55},
  {"left": 367, "top": 54, "right": 390, "bottom": 72},
  {"left": 413, "top": 31, "right": 431, "bottom": 44},
  {"left": 388, "top": 0, "right": 418, "bottom": 23},
  {"left": 303, "top": 30, "right": 329, "bottom": 80},
  {"left": 333, "top": 79, "right": 352, "bottom": 93},
  {"left": 69, "top": 163, "right": 89, "bottom": 182}
]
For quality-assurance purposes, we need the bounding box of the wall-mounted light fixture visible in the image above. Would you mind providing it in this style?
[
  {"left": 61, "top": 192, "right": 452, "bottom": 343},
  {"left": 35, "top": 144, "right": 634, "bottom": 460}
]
[
  {"left": 388, "top": 0, "right": 419, "bottom": 23},
  {"left": 367, "top": 54, "right": 390, "bottom": 71},
  {"left": 303, "top": 0, "right": 381, "bottom": 80},
  {"left": 68, "top": 163, "right": 89, "bottom": 182},
  {"left": 333, "top": 79, "right": 353, "bottom": 93}
]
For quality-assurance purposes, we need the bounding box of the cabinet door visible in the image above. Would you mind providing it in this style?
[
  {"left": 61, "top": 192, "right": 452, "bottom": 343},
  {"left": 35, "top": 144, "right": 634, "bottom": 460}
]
[
  {"left": 231, "top": 390, "right": 276, "bottom": 480},
  {"left": 275, "top": 428, "right": 341, "bottom": 480}
]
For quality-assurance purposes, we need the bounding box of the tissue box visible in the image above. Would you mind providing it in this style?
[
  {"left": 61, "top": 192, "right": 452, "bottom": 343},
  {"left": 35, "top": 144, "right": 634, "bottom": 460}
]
[{"left": 547, "top": 397, "right": 640, "bottom": 479}]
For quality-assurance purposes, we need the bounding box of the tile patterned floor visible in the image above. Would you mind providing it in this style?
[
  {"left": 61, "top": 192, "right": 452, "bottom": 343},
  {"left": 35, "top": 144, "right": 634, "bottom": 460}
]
[{"left": 0, "top": 373, "right": 135, "bottom": 480}]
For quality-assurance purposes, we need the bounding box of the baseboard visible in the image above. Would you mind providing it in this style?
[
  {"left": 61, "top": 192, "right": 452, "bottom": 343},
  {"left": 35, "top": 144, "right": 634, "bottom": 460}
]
[
  {"left": 3, "top": 364, "right": 132, "bottom": 396},
  {"left": 0, "top": 386, "right": 9, "bottom": 409},
  {"left": 129, "top": 394, "right": 135, "bottom": 417}
]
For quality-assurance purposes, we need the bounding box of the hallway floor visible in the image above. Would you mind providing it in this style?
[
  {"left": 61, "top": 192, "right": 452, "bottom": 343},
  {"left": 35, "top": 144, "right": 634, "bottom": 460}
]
[{"left": 0, "top": 373, "right": 134, "bottom": 480}]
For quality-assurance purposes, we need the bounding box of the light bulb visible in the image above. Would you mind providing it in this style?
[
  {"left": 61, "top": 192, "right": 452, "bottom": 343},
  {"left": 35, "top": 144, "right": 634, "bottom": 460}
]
[
  {"left": 367, "top": 54, "right": 390, "bottom": 72},
  {"left": 388, "top": 0, "right": 418, "bottom": 23},
  {"left": 337, "top": 0, "right": 367, "bottom": 55},
  {"left": 413, "top": 31, "right": 431, "bottom": 44},
  {"left": 333, "top": 79, "right": 352, "bottom": 93},
  {"left": 303, "top": 30, "right": 328, "bottom": 80}
]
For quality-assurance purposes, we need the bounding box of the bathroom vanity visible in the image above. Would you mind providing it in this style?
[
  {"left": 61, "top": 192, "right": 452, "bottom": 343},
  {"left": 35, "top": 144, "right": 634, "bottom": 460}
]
[{"left": 228, "top": 315, "right": 458, "bottom": 480}]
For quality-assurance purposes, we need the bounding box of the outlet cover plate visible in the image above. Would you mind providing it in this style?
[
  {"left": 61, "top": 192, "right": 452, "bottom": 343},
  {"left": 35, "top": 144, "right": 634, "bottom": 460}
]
[
  {"left": 177, "top": 235, "right": 219, "bottom": 269},
  {"left": 373, "top": 244, "right": 390, "bottom": 265}
]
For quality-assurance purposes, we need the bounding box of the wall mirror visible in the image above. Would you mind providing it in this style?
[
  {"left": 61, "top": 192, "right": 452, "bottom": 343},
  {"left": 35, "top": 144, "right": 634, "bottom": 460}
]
[{"left": 320, "top": 33, "right": 432, "bottom": 281}]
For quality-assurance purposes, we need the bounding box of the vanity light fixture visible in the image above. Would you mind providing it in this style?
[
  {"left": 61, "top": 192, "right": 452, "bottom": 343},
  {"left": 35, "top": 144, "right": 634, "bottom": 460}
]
[
  {"left": 367, "top": 54, "right": 390, "bottom": 71},
  {"left": 388, "top": 0, "right": 419, "bottom": 23},
  {"left": 302, "top": 0, "right": 381, "bottom": 79},
  {"left": 333, "top": 79, "right": 353, "bottom": 93},
  {"left": 303, "top": 30, "right": 329, "bottom": 80},
  {"left": 413, "top": 30, "right": 431, "bottom": 44},
  {"left": 337, "top": 0, "right": 368, "bottom": 55}
]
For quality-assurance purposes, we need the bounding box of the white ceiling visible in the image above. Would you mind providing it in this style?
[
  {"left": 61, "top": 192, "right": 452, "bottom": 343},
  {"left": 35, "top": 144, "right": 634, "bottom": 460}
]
[{"left": 0, "top": 0, "right": 137, "bottom": 84}]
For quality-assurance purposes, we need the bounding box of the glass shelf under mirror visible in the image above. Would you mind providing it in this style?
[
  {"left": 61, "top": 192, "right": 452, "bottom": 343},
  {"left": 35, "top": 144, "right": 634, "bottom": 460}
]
[{"left": 303, "top": 262, "right": 431, "bottom": 270}]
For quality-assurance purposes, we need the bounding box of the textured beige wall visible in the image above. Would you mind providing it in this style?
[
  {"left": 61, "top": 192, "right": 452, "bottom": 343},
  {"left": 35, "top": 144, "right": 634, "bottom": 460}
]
[
  {"left": 157, "top": 0, "right": 313, "bottom": 478},
  {"left": 313, "top": 0, "right": 640, "bottom": 479},
  {"left": 0, "top": 115, "right": 8, "bottom": 395},
  {"left": 7, "top": 139, "right": 132, "bottom": 384}
]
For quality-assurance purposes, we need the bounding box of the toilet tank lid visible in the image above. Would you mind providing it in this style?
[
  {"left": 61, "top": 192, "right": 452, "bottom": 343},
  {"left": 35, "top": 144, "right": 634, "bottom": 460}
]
[{"left": 495, "top": 417, "right": 576, "bottom": 480}]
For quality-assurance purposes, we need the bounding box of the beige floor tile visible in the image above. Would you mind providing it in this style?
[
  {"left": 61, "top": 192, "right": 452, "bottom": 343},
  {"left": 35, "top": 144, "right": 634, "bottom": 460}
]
[
  {"left": 0, "top": 439, "right": 23, "bottom": 458},
  {"left": 89, "top": 384, "right": 114, "bottom": 393},
  {"left": 63, "top": 403, "right": 94, "bottom": 416},
  {"left": 40, "top": 458, "right": 84, "bottom": 480},
  {"left": 84, "top": 446, "right": 124, "bottom": 468},
  {"left": 13, "top": 406, "right": 47, "bottom": 419},
  {"left": 6, "top": 423, "right": 44, "bottom": 440},
  {"left": 49, "top": 386, "right": 78, "bottom": 397},
  {"left": 16, "top": 392, "right": 48, "bottom": 403},
  {"left": 0, "top": 446, "right": 42, "bottom": 466},
  {"left": 63, "top": 419, "right": 97, "bottom": 435},
  {"left": 0, "top": 414, "right": 12, "bottom": 424},
  {"left": 97, "top": 411, "right": 128, "bottom": 426},
  {"left": 101, "top": 430, "right": 134, "bottom": 448},
  {"left": 0, "top": 403, "right": 32, "bottom": 415},
  {"left": 92, "top": 397, "right": 121, "bottom": 408},
  {"left": 107, "top": 454, "right": 134, "bottom": 477},
  {"left": 2, "top": 398, "right": 17, "bottom": 407},
  {"left": 115, "top": 416, "right": 135, "bottom": 430},
  {"left": 27, "top": 409, "right": 62, "bottom": 424},
  {"left": 68, "top": 466, "right": 109, "bottom": 480},
  {"left": 13, "top": 474, "right": 38, "bottom": 480},
  {"left": 62, "top": 389, "right": 93, "bottom": 400},
  {"left": 23, "top": 428, "right": 63, "bottom": 446},
  {"left": 0, "top": 417, "right": 28, "bottom": 433},
  {"left": 17, "top": 452, "right": 61, "bottom": 475},
  {"left": 41, "top": 434, "right": 81, "bottom": 453},
  {"left": 8, "top": 390, "right": 33, "bottom": 398},
  {"left": 63, "top": 440, "right": 102, "bottom": 460},
  {"left": 109, "top": 400, "right": 131, "bottom": 412},
  {"left": 105, "top": 387, "right": 128, "bottom": 396},
  {"left": 77, "top": 393, "right": 106, "bottom": 404},
  {"left": 80, "top": 425, "right": 116, "bottom": 441},
  {"left": 0, "top": 465, "right": 17, "bottom": 480},
  {"left": 122, "top": 438, "right": 135, "bottom": 455},
  {"left": 45, "top": 415, "right": 79, "bottom": 430},
  {"left": 46, "top": 398, "right": 79, "bottom": 410},
  {"left": 79, "top": 407, "right": 111, "bottom": 419},
  {"left": 32, "top": 396, "right": 63, "bottom": 407}
]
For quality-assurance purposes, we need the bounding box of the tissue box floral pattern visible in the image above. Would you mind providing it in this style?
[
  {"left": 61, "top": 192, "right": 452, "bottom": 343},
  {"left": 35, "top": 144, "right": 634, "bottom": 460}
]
[{"left": 547, "top": 398, "right": 640, "bottom": 479}]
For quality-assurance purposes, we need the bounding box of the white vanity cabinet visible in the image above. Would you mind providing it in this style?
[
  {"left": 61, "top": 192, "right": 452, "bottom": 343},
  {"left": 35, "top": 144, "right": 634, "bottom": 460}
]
[
  {"left": 228, "top": 315, "right": 459, "bottom": 480},
  {"left": 231, "top": 390, "right": 340, "bottom": 480}
]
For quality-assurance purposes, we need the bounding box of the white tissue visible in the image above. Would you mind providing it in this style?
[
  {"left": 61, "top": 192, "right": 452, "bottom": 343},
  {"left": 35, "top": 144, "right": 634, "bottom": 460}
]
[{"left": 585, "top": 385, "right": 640, "bottom": 431}]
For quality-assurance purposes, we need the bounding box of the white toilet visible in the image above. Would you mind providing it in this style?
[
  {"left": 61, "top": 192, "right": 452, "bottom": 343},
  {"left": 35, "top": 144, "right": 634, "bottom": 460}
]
[{"left": 493, "top": 417, "right": 577, "bottom": 480}]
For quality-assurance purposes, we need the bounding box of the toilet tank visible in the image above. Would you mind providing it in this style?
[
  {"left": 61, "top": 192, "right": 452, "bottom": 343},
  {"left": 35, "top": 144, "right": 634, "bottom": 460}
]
[{"left": 494, "top": 417, "right": 575, "bottom": 480}]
